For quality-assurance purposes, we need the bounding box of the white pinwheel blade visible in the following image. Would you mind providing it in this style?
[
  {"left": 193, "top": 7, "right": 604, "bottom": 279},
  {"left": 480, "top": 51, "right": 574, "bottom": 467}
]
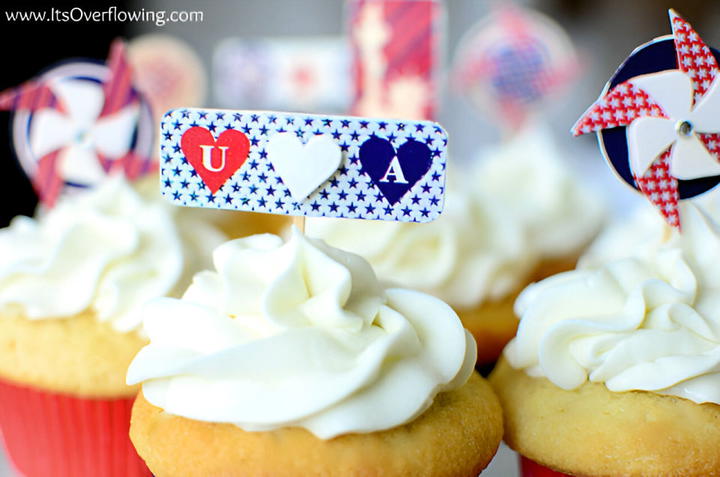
[
  {"left": 632, "top": 70, "right": 693, "bottom": 118},
  {"left": 670, "top": 135, "right": 720, "bottom": 180},
  {"left": 58, "top": 144, "right": 107, "bottom": 185},
  {"left": 29, "top": 110, "right": 76, "bottom": 158},
  {"left": 91, "top": 104, "right": 139, "bottom": 158},
  {"left": 690, "top": 76, "right": 720, "bottom": 132},
  {"left": 627, "top": 116, "right": 676, "bottom": 176},
  {"left": 51, "top": 79, "right": 104, "bottom": 130}
]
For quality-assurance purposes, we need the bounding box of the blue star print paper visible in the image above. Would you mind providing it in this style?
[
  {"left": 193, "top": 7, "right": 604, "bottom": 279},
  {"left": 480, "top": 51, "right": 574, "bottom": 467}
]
[{"left": 160, "top": 108, "right": 448, "bottom": 222}]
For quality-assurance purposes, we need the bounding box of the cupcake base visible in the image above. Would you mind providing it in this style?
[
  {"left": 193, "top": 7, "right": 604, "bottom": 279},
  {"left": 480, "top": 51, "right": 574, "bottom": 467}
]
[
  {"left": 458, "top": 291, "right": 521, "bottom": 365},
  {"left": 212, "top": 210, "right": 289, "bottom": 239},
  {"left": 0, "top": 310, "right": 147, "bottom": 397},
  {"left": 131, "top": 373, "right": 503, "bottom": 477},
  {"left": 530, "top": 255, "right": 579, "bottom": 282},
  {"left": 0, "top": 377, "right": 151, "bottom": 477},
  {"left": 459, "top": 256, "right": 580, "bottom": 366},
  {"left": 490, "top": 358, "right": 720, "bottom": 477}
]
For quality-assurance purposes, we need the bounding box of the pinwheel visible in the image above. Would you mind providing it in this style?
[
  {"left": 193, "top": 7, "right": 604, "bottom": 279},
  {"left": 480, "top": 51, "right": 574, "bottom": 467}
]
[
  {"left": 573, "top": 10, "right": 720, "bottom": 227},
  {"left": 0, "top": 40, "right": 154, "bottom": 205},
  {"left": 453, "top": 4, "right": 579, "bottom": 129}
]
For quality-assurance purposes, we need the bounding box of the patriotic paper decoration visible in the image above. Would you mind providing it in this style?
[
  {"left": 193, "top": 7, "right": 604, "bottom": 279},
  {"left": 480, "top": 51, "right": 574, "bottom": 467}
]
[
  {"left": 160, "top": 108, "right": 448, "bottom": 222},
  {"left": 1, "top": 40, "right": 154, "bottom": 205},
  {"left": 127, "top": 34, "right": 206, "bottom": 122},
  {"left": 349, "top": 0, "right": 443, "bottom": 120},
  {"left": 453, "top": 4, "right": 579, "bottom": 129},
  {"left": 213, "top": 37, "right": 350, "bottom": 113},
  {"left": 573, "top": 10, "right": 720, "bottom": 228}
]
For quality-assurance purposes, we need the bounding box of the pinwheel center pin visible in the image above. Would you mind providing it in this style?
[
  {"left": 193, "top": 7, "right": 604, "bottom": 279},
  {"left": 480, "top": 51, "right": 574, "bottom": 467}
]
[
  {"left": 76, "top": 129, "right": 93, "bottom": 146},
  {"left": 676, "top": 120, "right": 693, "bottom": 137}
]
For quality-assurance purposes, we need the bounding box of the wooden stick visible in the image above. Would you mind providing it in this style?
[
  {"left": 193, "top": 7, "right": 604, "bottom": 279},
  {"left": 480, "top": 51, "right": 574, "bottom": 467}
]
[
  {"left": 661, "top": 223, "right": 673, "bottom": 243},
  {"left": 293, "top": 216, "right": 306, "bottom": 234}
]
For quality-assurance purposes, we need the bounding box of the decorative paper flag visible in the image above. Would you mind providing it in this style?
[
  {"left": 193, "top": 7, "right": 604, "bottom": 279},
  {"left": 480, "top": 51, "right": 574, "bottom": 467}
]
[
  {"left": 1, "top": 40, "right": 155, "bottom": 205},
  {"left": 213, "top": 37, "right": 350, "bottom": 113},
  {"left": 572, "top": 10, "right": 720, "bottom": 228},
  {"left": 127, "top": 34, "right": 207, "bottom": 122},
  {"left": 348, "top": 0, "right": 443, "bottom": 120},
  {"left": 452, "top": 4, "right": 579, "bottom": 129},
  {"left": 160, "top": 108, "right": 448, "bottom": 222}
]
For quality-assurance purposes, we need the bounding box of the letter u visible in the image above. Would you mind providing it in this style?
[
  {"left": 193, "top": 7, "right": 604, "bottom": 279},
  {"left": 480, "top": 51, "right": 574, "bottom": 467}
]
[{"left": 199, "top": 145, "right": 229, "bottom": 172}]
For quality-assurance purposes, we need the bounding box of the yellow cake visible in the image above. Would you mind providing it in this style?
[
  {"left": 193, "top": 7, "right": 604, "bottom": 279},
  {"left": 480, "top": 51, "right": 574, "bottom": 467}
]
[
  {"left": 131, "top": 373, "right": 501, "bottom": 477},
  {"left": 490, "top": 203, "right": 720, "bottom": 476},
  {"left": 127, "top": 230, "right": 503, "bottom": 476}
]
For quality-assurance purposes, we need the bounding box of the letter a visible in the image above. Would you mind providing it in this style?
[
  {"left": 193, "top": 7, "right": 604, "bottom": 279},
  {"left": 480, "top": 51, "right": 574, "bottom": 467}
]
[
  {"left": 379, "top": 156, "right": 408, "bottom": 184},
  {"left": 199, "top": 145, "right": 229, "bottom": 172}
]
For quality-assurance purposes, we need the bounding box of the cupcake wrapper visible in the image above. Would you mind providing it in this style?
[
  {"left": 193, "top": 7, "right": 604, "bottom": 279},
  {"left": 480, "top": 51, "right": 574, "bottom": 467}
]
[
  {"left": 520, "top": 455, "right": 570, "bottom": 477},
  {"left": 0, "top": 378, "right": 151, "bottom": 477}
]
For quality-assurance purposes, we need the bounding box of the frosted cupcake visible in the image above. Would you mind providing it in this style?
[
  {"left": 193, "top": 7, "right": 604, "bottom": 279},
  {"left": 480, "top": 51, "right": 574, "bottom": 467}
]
[
  {"left": 474, "top": 125, "right": 606, "bottom": 280},
  {"left": 127, "top": 229, "right": 503, "bottom": 476},
  {"left": 490, "top": 203, "right": 720, "bottom": 476},
  {"left": 0, "top": 174, "right": 224, "bottom": 477},
  {"left": 306, "top": 176, "right": 538, "bottom": 364}
]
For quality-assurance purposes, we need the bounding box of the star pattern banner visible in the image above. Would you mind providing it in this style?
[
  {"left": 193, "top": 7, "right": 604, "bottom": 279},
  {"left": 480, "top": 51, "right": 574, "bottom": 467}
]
[{"left": 160, "top": 108, "right": 448, "bottom": 223}]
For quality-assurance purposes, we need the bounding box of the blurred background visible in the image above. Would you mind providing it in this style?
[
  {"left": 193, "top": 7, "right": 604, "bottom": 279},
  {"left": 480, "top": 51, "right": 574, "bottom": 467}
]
[{"left": 1, "top": 0, "right": 719, "bottom": 229}]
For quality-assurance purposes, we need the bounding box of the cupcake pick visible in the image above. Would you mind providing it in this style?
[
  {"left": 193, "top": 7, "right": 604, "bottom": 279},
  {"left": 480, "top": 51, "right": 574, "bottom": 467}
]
[
  {"left": 0, "top": 39, "right": 155, "bottom": 206},
  {"left": 160, "top": 109, "right": 448, "bottom": 226},
  {"left": 572, "top": 9, "right": 720, "bottom": 229},
  {"left": 452, "top": 3, "right": 580, "bottom": 136},
  {"left": 348, "top": 0, "right": 444, "bottom": 120}
]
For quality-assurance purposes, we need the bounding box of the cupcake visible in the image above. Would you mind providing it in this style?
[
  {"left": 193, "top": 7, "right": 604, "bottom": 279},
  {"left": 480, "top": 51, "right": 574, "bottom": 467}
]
[
  {"left": 0, "top": 174, "right": 224, "bottom": 477},
  {"left": 474, "top": 124, "right": 606, "bottom": 280},
  {"left": 306, "top": 176, "right": 538, "bottom": 364},
  {"left": 490, "top": 203, "right": 720, "bottom": 476},
  {"left": 127, "top": 229, "right": 503, "bottom": 476}
]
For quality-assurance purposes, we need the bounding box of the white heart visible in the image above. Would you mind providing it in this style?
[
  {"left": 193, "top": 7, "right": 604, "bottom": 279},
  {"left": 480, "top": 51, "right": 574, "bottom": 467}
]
[{"left": 267, "top": 133, "right": 342, "bottom": 201}]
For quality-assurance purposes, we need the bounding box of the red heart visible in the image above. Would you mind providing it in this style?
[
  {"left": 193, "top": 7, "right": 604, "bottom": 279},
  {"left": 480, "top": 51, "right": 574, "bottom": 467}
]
[{"left": 180, "top": 126, "right": 250, "bottom": 194}]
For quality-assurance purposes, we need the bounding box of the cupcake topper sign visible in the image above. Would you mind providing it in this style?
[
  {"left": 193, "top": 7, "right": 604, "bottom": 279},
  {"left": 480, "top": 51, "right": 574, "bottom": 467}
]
[
  {"left": 160, "top": 108, "right": 448, "bottom": 222},
  {"left": 573, "top": 10, "right": 720, "bottom": 228},
  {"left": 0, "top": 39, "right": 155, "bottom": 206}
]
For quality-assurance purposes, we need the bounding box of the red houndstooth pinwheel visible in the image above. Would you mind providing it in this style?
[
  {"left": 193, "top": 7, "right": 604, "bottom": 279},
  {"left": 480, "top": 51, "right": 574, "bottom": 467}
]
[
  {"left": 0, "top": 40, "right": 155, "bottom": 206},
  {"left": 572, "top": 10, "right": 720, "bottom": 228}
]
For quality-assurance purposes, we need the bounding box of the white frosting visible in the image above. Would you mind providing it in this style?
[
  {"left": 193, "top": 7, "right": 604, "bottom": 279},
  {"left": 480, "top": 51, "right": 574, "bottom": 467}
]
[
  {"left": 127, "top": 230, "right": 476, "bottom": 439},
  {"left": 505, "top": 203, "right": 720, "bottom": 404},
  {"left": 475, "top": 126, "right": 605, "bottom": 259},
  {"left": 580, "top": 189, "right": 720, "bottom": 268},
  {"left": 579, "top": 202, "right": 669, "bottom": 269},
  {"left": 306, "top": 178, "right": 537, "bottom": 309},
  {"left": 0, "top": 175, "right": 224, "bottom": 333}
]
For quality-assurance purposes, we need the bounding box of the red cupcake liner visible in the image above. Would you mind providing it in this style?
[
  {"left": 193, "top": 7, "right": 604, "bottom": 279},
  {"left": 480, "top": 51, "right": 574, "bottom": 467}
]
[
  {"left": 520, "top": 455, "right": 571, "bottom": 477},
  {"left": 0, "top": 377, "right": 151, "bottom": 477}
]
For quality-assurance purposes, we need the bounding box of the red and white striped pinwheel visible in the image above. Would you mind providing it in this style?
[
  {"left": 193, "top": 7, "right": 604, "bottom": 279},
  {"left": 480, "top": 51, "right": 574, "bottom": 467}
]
[
  {"left": 0, "top": 40, "right": 154, "bottom": 206},
  {"left": 572, "top": 10, "right": 720, "bottom": 228}
]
